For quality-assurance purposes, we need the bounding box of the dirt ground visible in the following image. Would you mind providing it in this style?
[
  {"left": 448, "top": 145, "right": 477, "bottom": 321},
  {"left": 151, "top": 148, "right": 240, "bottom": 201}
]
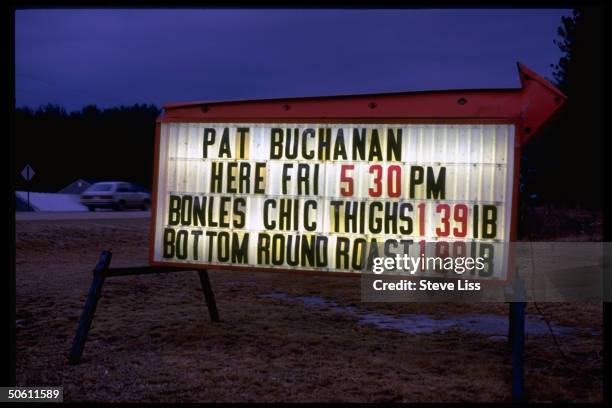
[{"left": 15, "top": 206, "right": 603, "bottom": 402}]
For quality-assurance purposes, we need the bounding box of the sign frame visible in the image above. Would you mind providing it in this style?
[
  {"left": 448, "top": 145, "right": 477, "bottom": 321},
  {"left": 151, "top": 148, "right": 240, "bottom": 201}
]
[{"left": 149, "top": 63, "right": 566, "bottom": 282}]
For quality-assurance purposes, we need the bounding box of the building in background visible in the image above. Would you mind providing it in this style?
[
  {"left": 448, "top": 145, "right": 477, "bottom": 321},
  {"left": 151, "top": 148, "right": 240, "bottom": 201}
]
[{"left": 57, "top": 178, "right": 98, "bottom": 195}]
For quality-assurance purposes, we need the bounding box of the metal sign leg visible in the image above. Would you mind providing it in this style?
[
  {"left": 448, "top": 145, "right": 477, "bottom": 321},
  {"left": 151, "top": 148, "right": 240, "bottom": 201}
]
[
  {"left": 508, "top": 266, "right": 527, "bottom": 402},
  {"left": 511, "top": 301, "right": 526, "bottom": 402},
  {"left": 68, "top": 251, "right": 113, "bottom": 365},
  {"left": 198, "top": 270, "right": 220, "bottom": 322}
]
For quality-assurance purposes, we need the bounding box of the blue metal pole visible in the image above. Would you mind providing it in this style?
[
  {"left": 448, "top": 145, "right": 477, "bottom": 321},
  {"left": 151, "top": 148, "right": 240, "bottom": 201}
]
[
  {"left": 510, "top": 265, "right": 527, "bottom": 402},
  {"left": 511, "top": 301, "right": 526, "bottom": 402}
]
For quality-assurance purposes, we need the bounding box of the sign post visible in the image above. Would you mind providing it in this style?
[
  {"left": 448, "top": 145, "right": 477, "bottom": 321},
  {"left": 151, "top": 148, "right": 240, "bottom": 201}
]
[
  {"left": 511, "top": 272, "right": 527, "bottom": 402},
  {"left": 20, "top": 164, "right": 35, "bottom": 211}
]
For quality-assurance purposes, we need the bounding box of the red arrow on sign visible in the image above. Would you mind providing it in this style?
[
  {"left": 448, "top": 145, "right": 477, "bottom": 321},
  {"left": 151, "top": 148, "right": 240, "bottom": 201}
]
[{"left": 161, "top": 62, "right": 567, "bottom": 146}]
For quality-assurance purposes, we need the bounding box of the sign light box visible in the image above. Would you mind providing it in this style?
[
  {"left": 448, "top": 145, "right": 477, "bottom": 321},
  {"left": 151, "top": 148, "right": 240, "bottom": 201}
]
[{"left": 152, "top": 123, "right": 514, "bottom": 277}]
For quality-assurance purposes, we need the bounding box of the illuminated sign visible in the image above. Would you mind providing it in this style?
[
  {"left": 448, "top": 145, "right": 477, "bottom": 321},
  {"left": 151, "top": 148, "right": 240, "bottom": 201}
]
[
  {"left": 151, "top": 123, "right": 514, "bottom": 277},
  {"left": 150, "top": 64, "right": 567, "bottom": 281}
]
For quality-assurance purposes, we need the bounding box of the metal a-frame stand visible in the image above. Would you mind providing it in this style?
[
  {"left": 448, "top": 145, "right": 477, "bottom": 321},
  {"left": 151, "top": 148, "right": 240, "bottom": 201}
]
[{"left": 68, "top": 250, "right": 219, "bottom": 364}]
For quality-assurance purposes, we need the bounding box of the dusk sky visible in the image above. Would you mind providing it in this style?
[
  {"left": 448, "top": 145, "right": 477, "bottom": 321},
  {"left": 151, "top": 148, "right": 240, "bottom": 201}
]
[{"left": 16, "top": 8, "right": 572, "bottom": 112}]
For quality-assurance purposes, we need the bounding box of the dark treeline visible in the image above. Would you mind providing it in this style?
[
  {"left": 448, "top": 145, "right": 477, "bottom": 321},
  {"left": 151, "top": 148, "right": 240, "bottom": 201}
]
[
  {"left": 522, "top": 7, "right": 602, "bottom": 210},
  {"left": 14, "top": 104, "right": 160, "bottom": 192}
]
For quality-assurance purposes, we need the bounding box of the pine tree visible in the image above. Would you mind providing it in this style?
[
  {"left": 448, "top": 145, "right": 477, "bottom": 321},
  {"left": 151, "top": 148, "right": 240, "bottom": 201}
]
[{"left": 524, "top": 7, "right": 602, "bottom": 209}]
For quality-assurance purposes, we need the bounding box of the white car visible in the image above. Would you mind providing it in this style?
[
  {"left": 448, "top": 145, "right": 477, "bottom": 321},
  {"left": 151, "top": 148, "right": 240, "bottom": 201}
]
[{"left": 80, "top": 181, "right": 151, "bottom": 211}]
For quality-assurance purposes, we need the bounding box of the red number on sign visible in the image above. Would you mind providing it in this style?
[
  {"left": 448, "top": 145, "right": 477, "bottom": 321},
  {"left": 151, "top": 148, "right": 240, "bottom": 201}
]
[
  {"left": 340, "top": 164, "right": 354, "bottom": 197},
  {"left": 369, "top": 165, "right": 383, "bottom": 197},
  {"left": 434, "top": 241, "right": 449, "bottom": 272},
  {"left": 435, "top": 204, "right": 450, "bottom": 237},
  {"left": 417, "top": 203, "right": 426, "bottom": 236},
  {"left": 453, "top": 241, "right": 466, "bottom": 257},
  {"left": 388, "top": 165, "right": 401, "bottom": 197},
  {"left": 418, "top": 239, "right": 427, "bottom": 272},
  {"left": 419, "top": 239, "right": 426, "bottom": 256},
  {"left": 453, "top": 204, "right": 468, "bottom": 237}
]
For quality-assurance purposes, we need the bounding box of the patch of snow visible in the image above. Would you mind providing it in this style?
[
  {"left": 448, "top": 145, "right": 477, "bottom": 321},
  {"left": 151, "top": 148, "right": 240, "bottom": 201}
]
[
  {"left": 260, "top": 292, "right": 582, "bottom": 337},
  {"left": 15, "top": 191, "right": 87, "bottom": 212}
]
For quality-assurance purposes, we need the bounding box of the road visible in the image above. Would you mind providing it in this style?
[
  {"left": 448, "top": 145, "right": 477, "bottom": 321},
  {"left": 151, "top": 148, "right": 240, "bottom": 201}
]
[{"left": 15, "top": 210, "right": 151, "bottom": 221}]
